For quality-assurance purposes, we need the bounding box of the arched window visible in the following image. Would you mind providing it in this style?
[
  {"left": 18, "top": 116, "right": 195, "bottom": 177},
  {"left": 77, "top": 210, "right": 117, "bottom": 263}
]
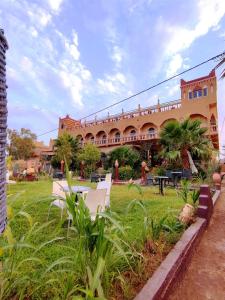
[
  {"left": 61, "top": 123, "right": 64, "bottom": 129},
  {"left": 210, "top": 115, "right": 216, "bottom": 132},
  {"left": 148, "top": 127, "right": 155, "bottom": 137},
  {"left": 115, "top": 132, "right": 120, "bottom": 142},
  {"left": 130, "top": 129, "right": 136, "bottom": 140},
  {"left": 102, "top": 134, "right": 107, "bottom": 144}
]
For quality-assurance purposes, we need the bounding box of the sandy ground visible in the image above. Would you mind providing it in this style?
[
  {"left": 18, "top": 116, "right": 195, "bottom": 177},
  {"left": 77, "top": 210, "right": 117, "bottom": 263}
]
[{"left": 169, "top": 184, "right": 225, "bottom": 300}]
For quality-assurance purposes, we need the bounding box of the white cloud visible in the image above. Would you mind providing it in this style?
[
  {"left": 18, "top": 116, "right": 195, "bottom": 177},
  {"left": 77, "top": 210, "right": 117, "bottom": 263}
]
[
  {"left": 168, "top": 84, "right": 180, "bottom": 97},
  {"left": 166, "top": 54, "right": 183, "bottom": 78},
  {"left": 111, "top": 45, "right": 123, "bottom": 66},
  {"left": 48, "top": 0, "right": 64, "bottom": 13},
  {"left": 30, "top": 26, "right": 38, "bottom": 37},
  {"left": 165, "top": 0, "right": 225, "bottom": 55},
  {"left": 21, "top": 56, "right": 33, "bottom": 72},
  {"left": 60, "top": 71, "right": 83, "bottom": 106},
  {"left": 27, "top": 8, "right": 52, "bottom": 27},
  {"left": 55, "top": 30, "right": 92, "bottom": 106},
  {"left": 63, "top": 30, "right": 80, "bottom": 60},
  {"left": 97, "top": 72, "right": 126, "bottom": 94}
]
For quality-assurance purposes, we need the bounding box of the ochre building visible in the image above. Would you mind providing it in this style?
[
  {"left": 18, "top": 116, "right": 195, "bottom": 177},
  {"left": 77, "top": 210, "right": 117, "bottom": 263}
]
[{"left": 58, "top": 70, "right": 219, "bottom": 154}]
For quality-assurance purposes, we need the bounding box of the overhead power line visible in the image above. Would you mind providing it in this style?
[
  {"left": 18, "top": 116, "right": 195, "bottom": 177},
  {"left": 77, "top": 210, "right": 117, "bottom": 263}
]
[{"left": 37, "top": 50, "right": 225, "bottom": 137}]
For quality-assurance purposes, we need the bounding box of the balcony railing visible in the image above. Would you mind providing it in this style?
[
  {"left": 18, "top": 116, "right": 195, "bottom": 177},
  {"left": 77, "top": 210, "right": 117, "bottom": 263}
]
[
  {"left": 74, "top": 99, "right": 181, "bottom": 129},
  {"left": 79, "top": 133, "right": 158, "bottom": 147}
]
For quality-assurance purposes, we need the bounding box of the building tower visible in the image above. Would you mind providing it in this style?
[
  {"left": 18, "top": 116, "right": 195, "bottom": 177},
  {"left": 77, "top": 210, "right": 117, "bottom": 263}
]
[{"left": 0, "top": 29, "right": 8, "bottom": 233}]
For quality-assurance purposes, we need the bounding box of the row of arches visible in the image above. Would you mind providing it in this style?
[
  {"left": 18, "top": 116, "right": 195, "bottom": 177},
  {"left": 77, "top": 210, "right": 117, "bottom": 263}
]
[
  {"left": 77, "top": 122, "right": 159, "bottom": 144},
  {"left": 76, "top": 114, "right": 217, "bottom": 145}
]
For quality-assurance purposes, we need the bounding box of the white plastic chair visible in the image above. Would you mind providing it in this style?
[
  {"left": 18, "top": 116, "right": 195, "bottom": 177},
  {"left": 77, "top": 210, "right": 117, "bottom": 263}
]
[
  {"left": 85, "top": 189, "right": 107, "bottom": 220},
  {"left": 97, "top": 180, "right": 111, "bottom": 207},
  {"left": 48, "top": 180, "right": 68, "bottom": 220},
  {"left": 105, "top": 173, "right": 112, "bottom": 183}
]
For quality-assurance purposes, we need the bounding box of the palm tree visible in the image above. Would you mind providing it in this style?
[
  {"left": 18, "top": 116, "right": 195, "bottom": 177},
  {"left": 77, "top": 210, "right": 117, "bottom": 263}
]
[
  {"left": 215, "top": 53, "right": 225, "bottom": 78},
  {"left": 159, "top": 118, "right": 212, "bottom": 171}
]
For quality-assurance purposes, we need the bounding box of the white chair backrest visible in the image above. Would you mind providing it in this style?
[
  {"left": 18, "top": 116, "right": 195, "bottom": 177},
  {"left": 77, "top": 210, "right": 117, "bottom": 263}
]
[
  {"left": 97, "top": 181, "right": 111, "bottom": 195},
  {"left": 85, "top": 189, "right": 107, "bottom": 216},
  {"left": 105, "top": 173, "right": 112, "bottom": 183},
  {"left": 52, "top": 180, "right": 67, "bottom": 199},
  {"left": 97, "top": 181, "right": 111, "bottom": 207}
]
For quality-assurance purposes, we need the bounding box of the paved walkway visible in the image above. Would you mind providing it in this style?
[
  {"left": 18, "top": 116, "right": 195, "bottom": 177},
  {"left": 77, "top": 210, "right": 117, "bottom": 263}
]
[{"left": 169, "top": 185, "right": 225, "bottom": 300}]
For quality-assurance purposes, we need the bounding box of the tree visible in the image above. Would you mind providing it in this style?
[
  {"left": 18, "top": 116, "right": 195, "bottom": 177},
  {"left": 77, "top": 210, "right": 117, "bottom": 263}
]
[
  {"left": 53, "top": 133, "right": 79, "bottom": 168},
  {"left": 78, "top": 143, "right": 101, "bottom": 172},
  {"left": 215, "top": 54, "right": 225, "bottom": 78},
  {"left": 159, "top": 118, "right": 212, "bottom": 171},
  {"left": 107, "top": 146, "right": 141, "bottom": 168},
  {"left": 7, "top": 128, "right": 37, "bottom": 160}
]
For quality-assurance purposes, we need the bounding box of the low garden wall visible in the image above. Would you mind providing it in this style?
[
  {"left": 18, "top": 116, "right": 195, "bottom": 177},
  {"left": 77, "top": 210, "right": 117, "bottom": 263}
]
[{"left": 134, "top": 183, "right": 221, "bottom": 300}]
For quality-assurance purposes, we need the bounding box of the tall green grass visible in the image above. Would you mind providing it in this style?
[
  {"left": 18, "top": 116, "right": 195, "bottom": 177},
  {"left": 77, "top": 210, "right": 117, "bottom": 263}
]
[{"left": 0, "top": 180, "right": 183, "bottom": 299}]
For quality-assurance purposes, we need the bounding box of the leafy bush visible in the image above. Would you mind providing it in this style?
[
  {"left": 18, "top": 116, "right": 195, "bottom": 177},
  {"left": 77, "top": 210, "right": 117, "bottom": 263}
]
[
  {"left": 119, "top": 165, "right": 134, "bottom": 180},
  {"left": 150, "top": 166, "right": 166, "bottom": 176},
  {"left": 108, "top": 146, "right": 141, "bottom": 168},
  {"left": 78, "top": 143, "right": 101, "bottom": 174}
]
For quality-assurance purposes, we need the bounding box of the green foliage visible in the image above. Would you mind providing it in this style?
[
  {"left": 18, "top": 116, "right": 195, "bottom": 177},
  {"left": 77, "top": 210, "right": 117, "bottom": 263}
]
[
  {"left": 128, "top": 182, "right": 143, "bottom": 197},
  {"left": 1, "top": 179, "right": 183, "bottom": 299},
  {"left": 160, "top": 118, "right": 212, "bottom": 169},
  {"left": 155, "top": 166, "right": 166, "bottom": 176},
  {"left": 6, "top": 156, "right": 13, "bottom": 170},
  {"left": 190, "top": 189, "right": 200, "bottom": 206},
  {"left": 177, "top": 179, "right": 200, "bottom": 206},
  {"left": 107, "top": 146, "right": 140, "bottom": 168},
  {"left": 178, "top": 179, "right": 191, "bottom": 203},
  {"left": 119, "top": 165, "right": 134, "bottom": 180},
  {"left": 78, "top": 143, "right": 101, "bottom": 173},
  {"left": 53, "top": 133, "right": 79, "bottom": 169},
  {"left": 7, "top": 128, "right": 37, "bottom": 160},
  {"left": 50, "top": 155, "right": 61, "bottom": 169}
]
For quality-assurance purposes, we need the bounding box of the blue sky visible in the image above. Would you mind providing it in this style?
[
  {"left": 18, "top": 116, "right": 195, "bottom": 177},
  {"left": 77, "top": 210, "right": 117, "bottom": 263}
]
[{"left": 0, "top": 0, "right": 225, "bottom": 151}]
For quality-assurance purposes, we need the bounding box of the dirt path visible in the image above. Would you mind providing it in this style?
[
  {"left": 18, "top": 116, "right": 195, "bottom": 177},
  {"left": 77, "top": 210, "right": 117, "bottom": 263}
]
[{"left": 168, "top": 185, "right": 225, "bottom": 300}]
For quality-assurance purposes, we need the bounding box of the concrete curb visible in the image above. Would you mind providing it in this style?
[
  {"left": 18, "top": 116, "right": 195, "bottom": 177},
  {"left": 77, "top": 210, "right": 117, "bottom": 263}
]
[{"left": 134, "top": 185, "right": 221, "bottom": 300}]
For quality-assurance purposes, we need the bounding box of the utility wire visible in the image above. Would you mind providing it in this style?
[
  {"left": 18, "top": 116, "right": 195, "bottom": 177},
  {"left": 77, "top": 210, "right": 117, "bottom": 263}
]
[{"left": 37, "top": 50, "right": 225, "bottom": 137}]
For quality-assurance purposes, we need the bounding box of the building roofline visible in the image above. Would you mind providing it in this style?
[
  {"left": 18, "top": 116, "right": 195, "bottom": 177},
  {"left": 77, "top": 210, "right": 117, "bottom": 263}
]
[{"left": 180, "top": 69, "right": 215, "bottom": 86}]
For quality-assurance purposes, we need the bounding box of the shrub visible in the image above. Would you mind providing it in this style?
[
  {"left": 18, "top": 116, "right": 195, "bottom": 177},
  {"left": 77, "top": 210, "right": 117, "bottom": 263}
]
[
  {"left": 119, "top": 165, "right": 134, "bottom": 180},
  {"left": 108, "top": 146, "right": 141, "bottom": 168}
]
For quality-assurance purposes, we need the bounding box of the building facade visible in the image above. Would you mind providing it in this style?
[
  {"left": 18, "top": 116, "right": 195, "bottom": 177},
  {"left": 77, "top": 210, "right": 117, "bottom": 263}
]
[{"left": 58, "top": 70, "right": 219, "bottom": 154}]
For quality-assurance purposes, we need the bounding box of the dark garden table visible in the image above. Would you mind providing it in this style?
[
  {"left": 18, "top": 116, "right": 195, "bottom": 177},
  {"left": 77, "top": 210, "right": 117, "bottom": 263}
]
[
  {"left": 171, "top": 171, "right": 183, "bottom": 187},
  {"left": 154, "top": 176, "right": 169, "bottom": 195}
]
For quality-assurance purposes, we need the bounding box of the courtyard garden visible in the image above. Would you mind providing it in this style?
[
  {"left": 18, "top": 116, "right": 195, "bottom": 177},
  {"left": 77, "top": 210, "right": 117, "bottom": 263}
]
[
  {"left": 0, "top": 179, "right": 185, "bottom": 300},
  {"left": 1, "top": 117, "right": 220, "bottom": 300}
]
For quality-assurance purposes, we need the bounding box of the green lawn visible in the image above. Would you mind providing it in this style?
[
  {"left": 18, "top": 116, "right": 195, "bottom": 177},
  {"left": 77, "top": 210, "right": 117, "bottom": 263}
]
[{"left": 1, "top": 180, "right": 183, "bottom": 299}]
